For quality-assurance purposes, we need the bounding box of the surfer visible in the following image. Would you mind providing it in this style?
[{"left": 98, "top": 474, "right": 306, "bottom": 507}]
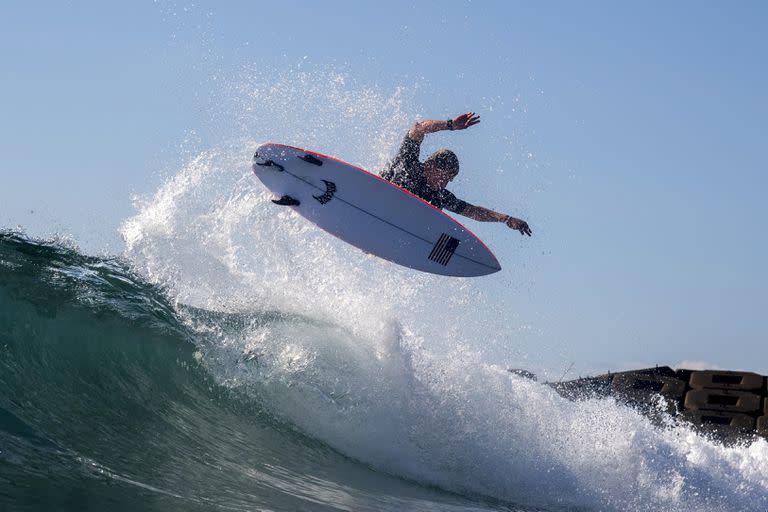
[{"left": 381, "top": 112, "right": 532, "bottom": 236}]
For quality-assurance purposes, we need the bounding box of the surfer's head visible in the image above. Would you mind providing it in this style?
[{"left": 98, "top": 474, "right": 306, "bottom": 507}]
[{"left": 424, "top": 149, "right": 459, "bottom": 189}]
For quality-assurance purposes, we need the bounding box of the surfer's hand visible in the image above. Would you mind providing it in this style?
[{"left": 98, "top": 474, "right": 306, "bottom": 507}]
[
  {"left": 506, "top": 216, "right": 532, "bottom": 236},
  {"left": 452, "top": 112, "right": 481, "bottom": 130}
]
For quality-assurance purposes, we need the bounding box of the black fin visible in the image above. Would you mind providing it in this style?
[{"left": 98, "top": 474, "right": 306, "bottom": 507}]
[
  {"left": 272, "top": 195, "right": 300, "bottom": 206},
  {"left": 298, "top": 154, "right": 323, "bottom": 166},
  {"left": 255, "top": 159, "right": 285, "bottom": 172}
]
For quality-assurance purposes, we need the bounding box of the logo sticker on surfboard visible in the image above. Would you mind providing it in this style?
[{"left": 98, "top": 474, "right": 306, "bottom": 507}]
[
  {"left": 428, "top": 233, "right": 460, "bottom": 265},
  {"left": 313, "top": 180, "right": 337, "bottom": 204}
]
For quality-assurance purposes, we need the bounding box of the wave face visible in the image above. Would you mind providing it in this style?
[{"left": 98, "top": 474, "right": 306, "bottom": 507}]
[
  {"left": 0, "top": 232, "right": 498, "bottom": 512},
  {"left": 3, "top": 219, "right": 767, "bottom": 512}
]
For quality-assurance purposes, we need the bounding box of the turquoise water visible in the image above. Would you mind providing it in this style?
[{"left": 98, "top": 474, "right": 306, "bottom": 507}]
[
  {"left": 0, "top": 232, "right": 520, "bottom": 511},
  {"left": 1, "top": 229, "right": 766, "bottom": 511}
]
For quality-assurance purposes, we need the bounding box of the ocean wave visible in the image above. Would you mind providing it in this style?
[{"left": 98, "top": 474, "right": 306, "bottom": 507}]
[{"left": 0, "top": 232, "right": 497, "bottom": 512}]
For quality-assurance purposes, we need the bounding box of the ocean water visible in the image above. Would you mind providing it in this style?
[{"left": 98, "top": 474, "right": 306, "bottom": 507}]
[{"left": 1, "top": 198, "right": 767, "bottom": 512}]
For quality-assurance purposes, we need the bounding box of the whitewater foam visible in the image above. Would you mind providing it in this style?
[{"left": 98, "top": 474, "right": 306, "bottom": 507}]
[
  {"left": 191, "top": 311, "right": 768, "bottom": 511},
  {"left": 120, "top": 68, "right": 768, "bottom": 512}
]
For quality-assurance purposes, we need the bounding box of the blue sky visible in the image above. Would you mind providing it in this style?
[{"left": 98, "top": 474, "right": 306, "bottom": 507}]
[{"left": 1, "top": 1, "right": 766, "bottom": 375}]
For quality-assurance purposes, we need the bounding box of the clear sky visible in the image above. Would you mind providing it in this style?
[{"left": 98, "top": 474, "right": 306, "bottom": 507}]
[{"left": 1, "top": 1, "right": 766, "bottom": 375}]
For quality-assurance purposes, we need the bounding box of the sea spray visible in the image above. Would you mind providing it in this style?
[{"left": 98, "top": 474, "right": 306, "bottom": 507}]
[{"left": 117, "top": 70, "right": 768, "bottom": 511}]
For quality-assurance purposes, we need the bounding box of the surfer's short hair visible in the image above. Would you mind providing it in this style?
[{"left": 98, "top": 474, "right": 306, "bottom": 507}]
[{"left": 425, "top": 149, "right": 459, "bottom": 175}]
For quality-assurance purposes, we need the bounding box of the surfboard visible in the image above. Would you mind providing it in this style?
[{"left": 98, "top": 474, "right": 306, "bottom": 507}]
[{"left": 251, "top": 143, "right": 501, "bottom": 277}]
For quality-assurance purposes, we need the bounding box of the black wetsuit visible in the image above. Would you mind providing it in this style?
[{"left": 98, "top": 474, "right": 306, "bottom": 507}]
[{"left": 380, "top": 136, "right": 468, "bottom": 214}]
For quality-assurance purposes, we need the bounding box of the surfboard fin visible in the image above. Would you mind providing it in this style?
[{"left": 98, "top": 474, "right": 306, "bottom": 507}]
[
  {"left": 255, "top": 159, "right": 285, "bottom": 172},
  {"left": 272, "top": 195, "right": 300, "bottom": 206},
  {"left": 298, "top": 154, "right": 323, "bottom": 166}
]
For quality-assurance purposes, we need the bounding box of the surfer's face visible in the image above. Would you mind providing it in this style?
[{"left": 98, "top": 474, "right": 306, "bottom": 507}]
[{"left": 425, "top": 163, "right": 458, "bottom": 189}]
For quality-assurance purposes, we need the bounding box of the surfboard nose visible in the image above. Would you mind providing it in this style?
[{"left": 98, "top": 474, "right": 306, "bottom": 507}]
[{"left": 251, "top": 150, "right": 259, "bottom": 173}]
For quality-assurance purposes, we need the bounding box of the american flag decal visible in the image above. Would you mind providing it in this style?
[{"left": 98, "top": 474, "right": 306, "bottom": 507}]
[{"left": 428, "top": 234, "right": 460, "bottom": 266}]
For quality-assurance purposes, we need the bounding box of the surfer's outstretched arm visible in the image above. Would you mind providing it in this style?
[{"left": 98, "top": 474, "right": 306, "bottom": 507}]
[
  {"left": 407, "top": 112, "right": 481, "bottom": 142},
  {"left": 459, "top": 204, "right": 532, "bottom": 236}
]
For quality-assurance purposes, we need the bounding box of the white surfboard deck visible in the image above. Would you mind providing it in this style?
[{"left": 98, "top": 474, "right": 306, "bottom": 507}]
[{"left": 251, "top": 143, "right": 501, "bottom": 277}]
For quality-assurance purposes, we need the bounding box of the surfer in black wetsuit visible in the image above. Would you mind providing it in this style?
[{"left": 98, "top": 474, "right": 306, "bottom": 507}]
[{"left": 381, "top": 112, "right": 532, "bottom": 236}]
